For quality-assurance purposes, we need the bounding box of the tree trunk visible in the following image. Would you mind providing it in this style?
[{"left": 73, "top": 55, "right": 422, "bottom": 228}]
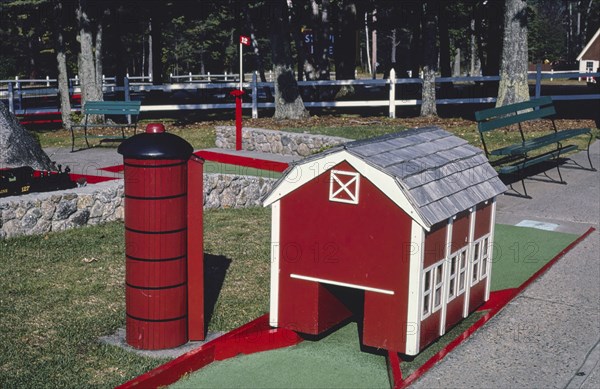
[
  {"left": 0, "top": 102, "right": 53, "bottom": 171},
  {"left": 420, "top": 0, "right": 438, "bottom": 117},
  {"left": 287, "top": 0, "right": 305, "bottom": 82},
  {"left": 109, "top": 5, "right": 127, "bottom": 99},
  {"left": 317, "top": 0, "right": 331, "bottom": 80},
  {"left": 438, "top": 2, "right": 451, "bottom": 78},
  {"left": 77, "top": 0, "right": 103, "bottom": 105},
  {"left": 56, "top": 44, "right": 72, "bottom": 130},
  {"left": 95, "top": 14, "right": 104, "bottom": 93},
  {"left": 453, "top": 48, "right": 461, "bottom": 77},
  {"left": 496, "top": 0, "right": 529, "bottom": 107},
  {"left": 469, "top": 17, "right": 481, "bottom": 76},
  {"left": 271, "top": 0, "right": 309, "bottom": 120},
  {"left": 476, "top": 1, "right": 503, "bottom": 77},
  {"left": 243, "top": 1, "right": 272, "bottom": 99},
  {"left": 371, "top": 8, "right": 377, "bottom": 79},
  {"left": 148, "top": 20, "right": 153, "bottom": 81},
  {"left": 395, "top": 4, "right": 419, "bottom": 78},
  {"left": 390, "top": 28, "right": 397, "bottom": 72},
  {"left": 304, "top": 0, "right": 322, "bottom": 80},
  {"left": 149, "top": 8, "right": 164, "bottom": 85},
  {"left": 54, "top": 0, "right": 72, "bottom": 130},
  {"left": 334, "top": 1, "right": 357, "bottom": 80}
]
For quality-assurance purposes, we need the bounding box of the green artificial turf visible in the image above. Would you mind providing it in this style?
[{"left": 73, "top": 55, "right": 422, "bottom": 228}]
[
  {"left": 202, "top": 161, "right": 282, "bottom": 179},
  {"left": 490, "top": 224, "right": 578, "bottom": 291},
  {"left": 171, "top": 322, "right": 390, "bottom": 389}
]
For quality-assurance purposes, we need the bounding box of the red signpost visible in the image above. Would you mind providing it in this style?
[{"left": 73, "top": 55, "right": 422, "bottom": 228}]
[
  {"left": 229, "top": 89, "right": 245, "bottom": 151},
  {"left": 231, "top": 35, "right": 251, "bottom": 151}
]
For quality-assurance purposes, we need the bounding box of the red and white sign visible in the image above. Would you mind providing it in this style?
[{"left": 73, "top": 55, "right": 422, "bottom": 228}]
[{"left": 240, "top": 35, "right": 251, "bottom": 46}]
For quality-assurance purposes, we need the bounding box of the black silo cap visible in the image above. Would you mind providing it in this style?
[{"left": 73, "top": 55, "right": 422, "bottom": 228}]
[{"left": 118, "top": 123, "right": 194, "bottom": 160}]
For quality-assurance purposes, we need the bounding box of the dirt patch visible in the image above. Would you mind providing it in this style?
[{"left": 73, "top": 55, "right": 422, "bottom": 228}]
[{"left": 171, "top": 116, "right": 598, "bottom": 134}]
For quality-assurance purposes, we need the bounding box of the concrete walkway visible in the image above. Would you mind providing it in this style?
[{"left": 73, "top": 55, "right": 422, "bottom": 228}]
[
  {"left": 44, "top": 146, "right": 124, "bottom": 179},
  {"left": 411, "top": 141, "right": 600, "bottom": 388},
  {"left": 43, "top": 146, "right": 301, "bottom": 179}
]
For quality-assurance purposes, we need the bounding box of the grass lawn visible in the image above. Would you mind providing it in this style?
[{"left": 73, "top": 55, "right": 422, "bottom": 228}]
[
  {"left": 0, "top": 208, "right": 271, "bottom": 388},
  {"left": 33, "top": 116, "right": 599, "bottom": 158},
  {"left": 203, "top": 161, "right": 282, "bottom": 179}
]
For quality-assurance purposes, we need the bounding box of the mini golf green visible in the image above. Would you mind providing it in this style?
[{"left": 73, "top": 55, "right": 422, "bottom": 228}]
[
  {"left": 169, "top": 224, "right": 579, "bottom": 388},
  {"left": 202, "top": 161, "right": 283, "bottom": 179},
  {"left": 490, "top": 224, "right": 578, "bottom": 291}
]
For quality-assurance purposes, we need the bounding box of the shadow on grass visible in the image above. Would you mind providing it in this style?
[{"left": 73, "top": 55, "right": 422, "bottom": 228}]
[{"left": 204, "top": 253, "right": 232, "bottom": 335}]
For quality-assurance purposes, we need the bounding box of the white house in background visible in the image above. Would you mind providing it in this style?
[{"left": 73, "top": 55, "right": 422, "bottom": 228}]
[{"left": 577, "top": 27, "right": 600, "bottom": 82}]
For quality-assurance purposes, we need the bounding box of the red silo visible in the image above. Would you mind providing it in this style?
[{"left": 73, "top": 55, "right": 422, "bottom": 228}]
[{"left": 118, "top": 123, "right": 204, "bottom": 350}]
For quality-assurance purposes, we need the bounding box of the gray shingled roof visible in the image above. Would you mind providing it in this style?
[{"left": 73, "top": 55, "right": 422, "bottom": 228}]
[{"left": 284, "top": 126, "right": 507, "bottom": 228}]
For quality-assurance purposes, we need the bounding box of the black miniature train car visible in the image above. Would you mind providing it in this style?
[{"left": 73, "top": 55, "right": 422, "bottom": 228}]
[{"left": 0, "top": 166, "right": 76, "bottom": 198}]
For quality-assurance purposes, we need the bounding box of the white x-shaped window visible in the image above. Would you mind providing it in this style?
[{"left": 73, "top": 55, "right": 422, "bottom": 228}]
[{"left": 329, "top": 170, "right": 360, "bottom": 204}]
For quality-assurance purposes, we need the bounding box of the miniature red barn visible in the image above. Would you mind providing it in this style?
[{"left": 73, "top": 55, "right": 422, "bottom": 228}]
[{"left": 263, "top": 126, "right": 507, "bottom": 356}]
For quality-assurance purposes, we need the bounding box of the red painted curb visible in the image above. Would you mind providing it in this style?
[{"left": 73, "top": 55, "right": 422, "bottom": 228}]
[
  {"left": 99, "top": 165, "right": 125, "bottom": 173},
  {"left": 398, "top": 226, "right": 596, "bottom": 388},
  {"left": 99, "top": 151, "right": 290, "bottom": 175},
  {"left": 116, "top": 314, "right": 302, "bottom": 389},
  {"left": 194, "top": 150, "right": 289, "bottom": 173}
]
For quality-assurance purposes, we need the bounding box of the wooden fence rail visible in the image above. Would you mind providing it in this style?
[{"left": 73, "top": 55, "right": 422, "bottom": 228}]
[{"left": 1, "top": 66, "right": 599, "bottom": 119}]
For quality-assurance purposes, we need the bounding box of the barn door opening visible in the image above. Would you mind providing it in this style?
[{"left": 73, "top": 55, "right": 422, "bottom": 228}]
[{"left": 321, "top": 284, "right": 366, "bottom": 342}]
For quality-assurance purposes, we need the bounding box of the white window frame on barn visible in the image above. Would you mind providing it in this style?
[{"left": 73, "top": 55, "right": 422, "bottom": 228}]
[
  {"left": 457, "top": 249, "right": 468, "bottom": 295},
  {"left": 471, "top": 240, "right": 481, "bottom": 286},
  {"left": 421, "top": 259, "right": 445, "bottom": 320},
  {"left": 479, "top": 235, "right": 490, "bottom": 280},
  {"left": 470, "top": 236, "right": 492, "bottom": 286},
  {"left": 421, "top": 267, "right": 433, "bottom": 319},
  {"left": 432, "top": 262, "right": 445, "bottom": 312},
  {"left": 329, "top": 170, "right": 361, "bottom": 204},
  {"left": 447, "top": 254, "right": 458, "bottom": 301}
]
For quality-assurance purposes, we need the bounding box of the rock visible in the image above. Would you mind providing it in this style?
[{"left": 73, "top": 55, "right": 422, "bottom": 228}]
[
  {"left": 297, "top": 143, "right": 311, "bottom": 156},
  {"left": 70, "top": 209, "right": 90, "bottom": 226},
  {"left": 54, "top": 199, "right": 78, "bottom": 220},
  {"left": 0, "top": 102, "right": 53, "bottom": 170}
]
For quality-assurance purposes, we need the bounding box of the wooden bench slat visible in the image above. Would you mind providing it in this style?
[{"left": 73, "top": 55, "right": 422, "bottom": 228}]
[
  {"left": 490, "top": 128, "right": 590, "bottom": 156},
  {"left": 71, "top": 100, "right": 141, "bottom": 151},
  {"left": 83, "top": 101, "right": 141, "bottom": 106},
  {"left": 84, "top": 109, "right": 141, "bottom": 115},
  {"left": 478, "top": 106, "right": 556, "bottom": 132},
  {"left": 474, "top": 96, "right": 553, "bottom": 121},
  {"left": 499, "top": 145, "right": 579, "bottom": 174}
]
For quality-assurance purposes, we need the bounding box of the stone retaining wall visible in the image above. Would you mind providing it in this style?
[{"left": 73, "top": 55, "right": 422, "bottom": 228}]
[
  {"left": 215, "top": 126, "right": 349, "bottom": 157},
  {"left": 203, "top": 174, "right": 276, "bottom": 209},
  {"left": 1, "top": 174, "right": 277, "bottom": 239},
  {"left": 0, "top": 180, "right": 124, "bottom": 239}
]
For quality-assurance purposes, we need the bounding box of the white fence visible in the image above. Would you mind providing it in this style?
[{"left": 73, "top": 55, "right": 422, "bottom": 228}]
[{"left": 1, "top": 67, "right": 599, "bottom": 119}]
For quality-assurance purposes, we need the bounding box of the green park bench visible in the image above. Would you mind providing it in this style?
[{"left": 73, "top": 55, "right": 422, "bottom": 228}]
[
  {"left": 70, "top": 100, "right": 141, "bottom": 151},
  {"left": 475, "top": 96, "right": 595, "bottom": 197}
]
